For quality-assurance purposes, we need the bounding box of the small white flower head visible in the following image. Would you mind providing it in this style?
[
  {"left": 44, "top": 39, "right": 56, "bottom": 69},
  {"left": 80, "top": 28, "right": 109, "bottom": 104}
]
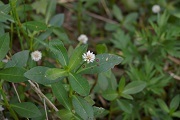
[
  {"left": 2, "top": 59, "right": 8, "bottom": 63},
  {"left": 82, "top": 50, "right": 95, "bottom": 64},
  {"left": 78, "top": 34, "right": 88, "bottom": 44},
  {"left": 152, "top": 5, "right": 161, "bottom": 13},
  {"left": 31, "top": 50, "right": 42, "bottom": 62},
  {"left": 0, "top": 105, "right": 4, "bottom": 111}
]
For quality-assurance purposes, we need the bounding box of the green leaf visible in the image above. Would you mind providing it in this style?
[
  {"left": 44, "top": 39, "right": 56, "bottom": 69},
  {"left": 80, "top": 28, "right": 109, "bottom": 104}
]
[
  {"left": 93, "top": 106, "right": 109, "bottom": 118},
  {"left": 97, "top": 73, "right": 109, "bottom": 90},
  {"left": 117, "top": 99, "right": 132, "bottom": 113},
  {"left": 57, "top": 109, "right": 74, "bottom": 120},
  {"left": 170, "top": 95, "right": 180, "bottom": 111},
  {"left": 157, "top": 99, "right": 169, "bottom": 113},
  {"left": 95, "top": 44, "right": 108, "bottom": 54},
  {"left": 46, "top": 68, "right": 68, "bottom": 80},
  {"left": 24, "top": 66, "right": 61, "bottom": 85},
  {"left": 0, "top": 33, "right": 10, "bottom": 61},
  {"left": 0, "top": 67, "right": 27, "bottom": 83},
  {"left": 118, "top": 77, "right": 126, "bottom": 93},
  {"left": 77, "top": 54, "right": 123, "bottom": 74},
  {"left": 11, "top": 102, "right": 41, "bottom": 118},
  {"left": 45, "top": 0, "right": 56, "bottom": 23},
  {"left": 72, "top": 95, "right": 94, "bottom": 120},
  {"left": 68, "top": 73, "right": 90, "bottom": 96},
  {"left": 5, "top": 50, "right": 29, "bottom": 68},
  {"left": 0, "top": 10, "right": 14, "bottom": 22},
  {"left": 49, "top": 39, "right": 69, "bottom": 67},
  {"left": 68, "top": 45, "right": 87, "bottom": 71},
  {"left": 172, "top": 111, "right": 180, "bottom": 118},
  {"left": 112, "top": 5, "right": 123, "bottom": 21},
  {"left": 52, "top": 82, "right": 72, "bottom": 110},
  {"left": 53, "top": 27, "right": 71, "bottom": 44},
  {"left": 121, "top": 93, "right": 133, "bottom": 100},
  {"left": 102, "top": 89, "right": 118, "bottom": 101},
  {"left": 123, "top": 81, "right": 146, "bottom": 95},
  {"left": 49, "top": 13, "right": 64, "bottom": 27},
  {"left": 23, "top": 21, "right": 47, "bottom": 31}
]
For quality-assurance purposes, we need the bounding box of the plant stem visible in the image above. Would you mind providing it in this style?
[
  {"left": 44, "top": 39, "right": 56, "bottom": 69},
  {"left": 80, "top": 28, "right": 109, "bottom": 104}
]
[
  {"left": 28, "top": 80, "right": 58, "bottom": 112},
  {"left": 9, "top": 0, "right": 24, "bottom": 50},
  {"left": 0, "top": 80, "right": 19, "bottom": 120}
]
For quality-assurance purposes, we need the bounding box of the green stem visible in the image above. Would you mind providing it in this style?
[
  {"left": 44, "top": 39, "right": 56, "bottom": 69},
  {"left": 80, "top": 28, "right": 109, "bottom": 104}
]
[
  {"left": 0, "top": 80, "right": 19, "bottom": 120},
  {"left": 75, "top": 61, "right": 86, "bottom": 73}
]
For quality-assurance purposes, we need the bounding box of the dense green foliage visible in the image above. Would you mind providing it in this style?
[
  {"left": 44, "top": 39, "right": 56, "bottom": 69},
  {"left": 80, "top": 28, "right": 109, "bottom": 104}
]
[{"left": 0, "top": 0, "right": 180, "bottom": 120}]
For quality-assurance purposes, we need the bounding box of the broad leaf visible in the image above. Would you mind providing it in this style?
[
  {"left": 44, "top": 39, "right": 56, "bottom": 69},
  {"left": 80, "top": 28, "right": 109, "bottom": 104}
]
[
  {"left": 0, "top": 33, "right": 10, "bottom": 61},
  {"left": 93, "top": 106, "right": 109, "bottom": 118},
  {"left": 72, "top": 95, "right": 94, "bottom": 120},
  {"left": 0, "top": 67, "right": 27, "bottom": 83},
  {"left": 170, "top": 94, "right": 180, "bottom": 111},
  {"left": 49, "top": 39, "right": 69, "bottom": 66},
  {"left": 11, "top": 102, "right": 41, "bottom": 118},
  {"left": 172, "top": 111, "right": 180, "bottom": 118},
  {"left": 46, "top": 68, "right": 68, "bottom": 80},
  {"left": 102, "top": 89, "right": 118, "bottom": 101},
  {"left": 52, "top": 82, "right": 72, "bottom": 110},
  {"left": 24, "top": 66, "right": 62, "bottom": 85},
  {"left": 117, "top": 99, "right": 132, "bottom": 113},
  {"left": 5, "top": 50, "right": 29, "bottom": 68},
  {"left": 68, "top": 73, "right": 90, "bottom": 96},
  {"left": 157, "top": 99, "right": 169, "bottom": 113},
  {"left": 118, "top": 77, "right": 126, "bottom": 93},
  {"left": 49, "top": 13, "right": 64, "bottom": 27},
  {"left": 45, "top": 0, "right": 56, "bottom": 23},
  {"left": 123, "top": 81, "right": 146, "bottom": 95},
  {"left": 68, "top": 45, "right": 87, "bottom": 71},
  {"left": 23, "top": 21, "right": 47, "bottom": 31},
  {"left": 77, "top": 54, "right": 123, "bottom": 74},
  {"left": 57, "top": 109, "right": 74, "bottom": 120}
]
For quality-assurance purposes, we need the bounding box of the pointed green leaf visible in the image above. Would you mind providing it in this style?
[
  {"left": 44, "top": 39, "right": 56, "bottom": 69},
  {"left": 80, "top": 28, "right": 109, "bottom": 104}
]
[
  {"left": 112, "top": 5, "right": 123, "bottom": 21},
  {"left": 24, "top": 66, "right": 62, "bottom": 85},
  {"left": 72, "top": 95, "right": 94, "bottom": 120},
  {"left": 170, "top": 95, "right": 180, "bottom": 111},
  {"left": 77, "top": 54, "right": 123, "bottom": 74},
  {"left": 68, "top": 45, "right": 87, "bottom": 71},
  {"left": 123, "top": 81, "right": 146, "bottom": 95},
  {"left": 172, "top": 111, "right": 180, "bottom": 118},
  {"left": 0, "top": 33, "right": 10, "bottom": 61},
  {"left": 57, "top": 109, "right": 74, "bottom": 120},
  {"left": 5, "top": 50, "right": 29, "bottom": 68},
  {"left": 52, "top": 82, "right": 72, "bottom": 110},
  {"left": 0, "top": 67, "right": 27, "bottom": 83},
  {"left": 49, "top": 39, "right": 68, "bottom": 66},
  {"left": 102, "top": 89, "right": 118, "bottom": 101},
  {"left": 117, "top": 99, "right": 132, "bottom": 113},
  {"left": 157, "top": 99, "right": 169, "bottom": 113},
  {"left": 93, "top": 106, "right": 109, "bottom": 118},
  {"left": 23, "top": 21, "right": 47, "bottom": 31},
  {"left": 11, "top": 102, "right": 41, "bottom": 118},
  {"left": 45, "top": 0, "right": 56, "bottom": 23},
  {"left": 0, "top": 11, "right": 14, "bottom": 22},
  {"left": 118, "top": 77, "right": 126, "bottom": 93},
  {"left": 68, "top": 73, "right": 90, "bottom": 96},
  {"left": 49, "top": 13, "right": 64, "bottom": 27},
  {"left": 46, "top": 68, "right": 68, "bottom": 80}
]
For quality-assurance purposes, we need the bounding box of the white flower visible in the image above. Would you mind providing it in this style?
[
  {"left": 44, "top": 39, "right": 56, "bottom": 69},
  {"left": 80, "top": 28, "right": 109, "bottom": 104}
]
[
  {"left": 31, "top": 50, "right": 42, "bottom": 61},
  {"left": 78, "top": 34, "right": 88, "bottom": 44},
  {"left": 0, "top": 105, "right": 4, "bottom": 111},
  {"left": 152, "top": 5, "right": 161, "bottom": 13},
  {"left": 4, "top": 118, "right": 8, "bottom": 120},
  {"left": 2, "top": 59, "right": 8, "bottom": 63},
  {"left": 82, "top": 50, "right": 95, "bottom": 63}
]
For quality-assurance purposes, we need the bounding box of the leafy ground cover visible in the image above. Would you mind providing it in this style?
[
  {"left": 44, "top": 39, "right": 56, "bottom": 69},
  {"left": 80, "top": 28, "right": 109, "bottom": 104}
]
[{"left": 0, "top": 0, "right": 180, "bottom": 120}]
